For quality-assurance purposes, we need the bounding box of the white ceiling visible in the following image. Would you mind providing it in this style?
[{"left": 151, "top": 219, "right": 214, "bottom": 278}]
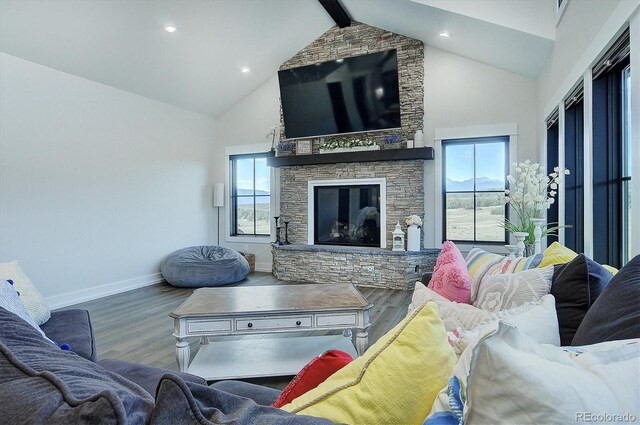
[{"left": 0, "top": 0, "right": 556, "bottom": 118}]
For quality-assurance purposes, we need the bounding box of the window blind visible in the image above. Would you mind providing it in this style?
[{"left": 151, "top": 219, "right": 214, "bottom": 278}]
[{"left": 592, "top": 28, "right": 630, "bottom": 80}]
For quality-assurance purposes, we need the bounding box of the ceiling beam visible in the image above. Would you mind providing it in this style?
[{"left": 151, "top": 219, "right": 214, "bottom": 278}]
[{"left": 318, "top": 0, "right": 351, "bottom": 28}]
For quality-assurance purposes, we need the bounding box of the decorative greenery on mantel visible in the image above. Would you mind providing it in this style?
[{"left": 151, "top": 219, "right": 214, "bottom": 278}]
[{"left": 319, "top": 137, "right": 376, "bottom": 151}]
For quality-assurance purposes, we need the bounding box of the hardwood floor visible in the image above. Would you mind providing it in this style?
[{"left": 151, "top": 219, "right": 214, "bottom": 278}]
[{"left": 69, "top": 273, "right": 412, "bottom": 388}]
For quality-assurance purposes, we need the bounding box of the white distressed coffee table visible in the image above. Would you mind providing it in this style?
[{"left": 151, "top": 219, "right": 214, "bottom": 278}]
[{"left": 170, "top": 284, "right": 372, "bottom": 380}]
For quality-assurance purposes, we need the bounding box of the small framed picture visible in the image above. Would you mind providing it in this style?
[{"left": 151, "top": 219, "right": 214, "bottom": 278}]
[{"left": 297, "top": 140, "right": 312, "bottom": 155}]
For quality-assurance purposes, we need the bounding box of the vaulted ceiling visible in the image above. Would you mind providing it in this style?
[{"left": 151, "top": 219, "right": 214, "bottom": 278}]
[{"left": 0, "top": 0, "right": 556, "bottom": 118}]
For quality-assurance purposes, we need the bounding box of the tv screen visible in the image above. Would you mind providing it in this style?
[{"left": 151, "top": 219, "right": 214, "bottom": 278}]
[{"left": 278, "top": 50, "right": 400, "bottom": 139}]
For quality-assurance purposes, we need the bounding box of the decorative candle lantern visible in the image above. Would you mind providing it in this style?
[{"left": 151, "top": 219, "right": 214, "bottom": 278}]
[{"left": 392, "top": 221, "right": 405, "bottom": 251}]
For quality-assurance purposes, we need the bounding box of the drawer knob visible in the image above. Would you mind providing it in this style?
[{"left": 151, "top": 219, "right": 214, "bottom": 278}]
[
  {"left": 247, "top": 323, "right": 253, "bottom": 328},
  {"left": 296, "top": 320, "right": 302, "bottom": 326}
]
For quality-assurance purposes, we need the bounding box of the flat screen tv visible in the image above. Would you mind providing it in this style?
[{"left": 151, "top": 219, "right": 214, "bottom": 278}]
[{"left": 278, "top": 49, "right": 400, "bottom": 139}]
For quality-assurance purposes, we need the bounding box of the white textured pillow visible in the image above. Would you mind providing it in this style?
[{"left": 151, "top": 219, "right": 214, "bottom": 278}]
[
  {"left": 409, "top": 282, "right": 560, "bottom": 346},
  {"left": 473, "top": 265, "right": 554, "bottom": 312},
  {"left": 425, "top": 323, "right": 640, "bottom": 425},
  {"left": 466, "top": 325, "right": 640, "bottom": 425},
  {"left": 0, "top": 280, "right": 50, "bottom": 339},
  {"left": 0, "top": 261, "right": 50, "bottom": 325}
]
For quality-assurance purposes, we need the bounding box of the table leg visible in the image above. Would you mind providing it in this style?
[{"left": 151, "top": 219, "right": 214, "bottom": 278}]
[
  {"left": 175, "top": 338, "right": 190, "bottom": 372},
  {"left": 355, "top": 330, "right": 368, "bottom": 356}
]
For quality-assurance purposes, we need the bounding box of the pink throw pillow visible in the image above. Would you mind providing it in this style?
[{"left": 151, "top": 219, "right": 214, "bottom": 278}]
[{"left": 428, "top": 241, "right": 471, "bottom": 303}]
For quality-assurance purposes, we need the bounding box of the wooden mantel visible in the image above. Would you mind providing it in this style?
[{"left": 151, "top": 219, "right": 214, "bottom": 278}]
[{"left": 266, "top": 147, "right": 434, "bottom": 168}]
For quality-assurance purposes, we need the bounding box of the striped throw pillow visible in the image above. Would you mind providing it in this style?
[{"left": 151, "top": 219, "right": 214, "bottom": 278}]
[{"left": 465, "top": 248, "right": 542, "bottom": 302}]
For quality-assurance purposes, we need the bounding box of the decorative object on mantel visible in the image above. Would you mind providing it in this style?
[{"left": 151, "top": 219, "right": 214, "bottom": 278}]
[
  {"left": 414, "top": 130, "right": 425, "bottom": 148},
  {"left": 502, "top": 160, "right": 570, "bottom": 255},
  {"left": 266, "top": 124, "right": 282, "bottom": 155},
  {"left": 383, "top": 130, "right": 410, "bottom": 150},
  {"left": 319, "top": 138, "right": 379, "bottom": 154},
  {"left": 296, "top": 140, "right": 312, "bottom": 155},
  {"left": 277, "top": 142, "right": 295, "bottom": 157},
  {"left": 284, "top": 221, "right": 291, "bottom": 244},
  {"left": 392, "top": 221, "right": 405, "bottom": 251},
  {"left": 405, "top": 214, "right": 422, "bottom": 251},
  {"left": 274, "top": 216, "right": 282, "bottom": 245}
]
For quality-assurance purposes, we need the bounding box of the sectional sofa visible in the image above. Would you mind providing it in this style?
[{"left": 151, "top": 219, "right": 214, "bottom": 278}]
[{"left": 0, "top": 253, "right": 638, "bottom": 424}]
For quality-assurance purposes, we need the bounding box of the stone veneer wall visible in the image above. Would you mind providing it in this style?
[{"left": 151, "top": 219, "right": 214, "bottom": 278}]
[
  {"left": 272, "top": 245, "right": 439, "bottom": 290},
  {"left": 279, "top": 21, "right": 424, "bottom": 149},
  {"left": 280, "top": 160, "right": 424, "bottom": 248}
]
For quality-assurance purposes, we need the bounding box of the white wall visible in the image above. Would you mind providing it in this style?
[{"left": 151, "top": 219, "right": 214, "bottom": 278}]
[
  {"left": 537, "top": 0, "right": 637, "bottom": 115},
  {"left": 0, "top": 53, "right": 217, "bottom": 308},
  {"left": 423, "top": 46, "right": 538, "bottom": 248},
  {"left": 214, "top": 76, "right": 281, "bottom": 271}
]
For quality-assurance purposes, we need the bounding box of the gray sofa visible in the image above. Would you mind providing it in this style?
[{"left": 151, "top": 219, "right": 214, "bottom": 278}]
[
  {"left": 0, "top": 306, "right": 331, "bottom": 424},
  {"left": 40, "top": 308, "right": 207, "bottom": 393}
]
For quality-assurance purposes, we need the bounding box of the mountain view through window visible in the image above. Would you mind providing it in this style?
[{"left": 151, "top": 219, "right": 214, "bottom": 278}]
[
  {"left": 231, "top": 155, "right": 271, "bottom": 236},
  {"left": 443, "top": 137, "right": 508, "bottom": 243}
]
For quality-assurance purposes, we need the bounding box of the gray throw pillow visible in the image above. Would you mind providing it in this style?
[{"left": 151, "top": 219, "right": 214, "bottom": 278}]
[{"left": 0, "top": 307, "right": 154, "bottom": 424}]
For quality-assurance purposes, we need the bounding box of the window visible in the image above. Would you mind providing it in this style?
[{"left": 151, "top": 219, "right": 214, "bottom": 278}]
[
  {"left": 621, "top": 64, "right": 632, "bottom": 264},
  {"left": 230, "top": 153, "right": 271, "bottom": 237},
  {"left": 564, "top": 88, "right": 585, "bottom": 253},
  {"left": 592, "top": 29, "right": 630, "bottom": 268},
  {"left": 546, "top": 111, "right": 560, "bottom": 243},
  {"left": 442, "top": 137, "right": 508, "bottom": 244}
]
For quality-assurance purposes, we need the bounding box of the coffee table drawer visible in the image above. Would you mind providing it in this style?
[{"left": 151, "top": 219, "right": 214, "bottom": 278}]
[
  {"left": 316, "top": 313, "right": 357, "bottom": 327},
  {"left": 236, "top": 316, "right": 312, "bottom": 331},
  {"left": 187, "top": 319, "right": 232, "bottom": 334}
]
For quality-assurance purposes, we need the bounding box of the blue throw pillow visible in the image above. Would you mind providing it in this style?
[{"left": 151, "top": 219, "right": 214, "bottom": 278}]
[
  {"left": 572, "top": 255, "right": 640, "bottom": 345},
  {"left": 551, "top": 254, "right": 613, "bottom": 345}
]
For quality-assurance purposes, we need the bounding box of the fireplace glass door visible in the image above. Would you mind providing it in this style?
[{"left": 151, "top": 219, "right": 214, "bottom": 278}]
[{"left": 314, "top": 185, "right": 381, "bottom": 247}]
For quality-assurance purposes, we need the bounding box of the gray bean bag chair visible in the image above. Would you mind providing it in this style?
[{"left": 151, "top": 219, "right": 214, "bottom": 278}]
[{"left": 160, "top": 246, "right": 250, "bottom": 287}]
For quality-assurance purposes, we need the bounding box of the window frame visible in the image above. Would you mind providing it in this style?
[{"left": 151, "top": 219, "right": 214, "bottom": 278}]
[
  {"left": 224, "top": 143, "right": 276, "bottom": 245},
  {"left": 621, "top": 64, "right": 632, "bottom": 264},
  {"left": 433, "top": 124, "right": 518, "bottom": 253},
  {"left": 441, "top": 136, "right": 510, "bottom": 246},
  {"left": 592, "top": 54, "right": 630, "bottom": 267},
  {"left": 229, "top": 152, "right": 271, "bottom": 238}
]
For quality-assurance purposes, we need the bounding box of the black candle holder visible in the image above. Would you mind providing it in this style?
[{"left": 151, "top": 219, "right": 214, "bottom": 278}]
[
  {"left": 284, "top": 222, "right": 291, "bottom": 244},
  {"left": 275, "top": 226, "right": 282, "bottom": 245},
  {"left": 273, "top": 216, "right": 280, "bottom": 228}
]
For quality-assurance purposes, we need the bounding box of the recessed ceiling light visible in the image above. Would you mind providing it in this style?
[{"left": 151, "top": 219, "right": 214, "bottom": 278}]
[
  {"left": 164, "top": 24, "right": 177, "bottom": 33},
  {"left": 241, "top": 67, "right": 250, "bottom": 74},
  {"left": 439, "top": 31, "right": 450, "bottom": 38}
]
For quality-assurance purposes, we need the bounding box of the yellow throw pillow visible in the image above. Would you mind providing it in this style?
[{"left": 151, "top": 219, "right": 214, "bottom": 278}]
[
  {"left": 280, "top": 302, "right": 456, "bottom": 424},
  {"left": 537, "top": 242, "right": 577, "bottom": 268},
  {"left": 602, "top": 264, "right": 619, "bottom": 275}
]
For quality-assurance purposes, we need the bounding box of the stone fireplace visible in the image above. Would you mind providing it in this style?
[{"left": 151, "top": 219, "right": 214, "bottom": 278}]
[
  {"left": 268, "top": 22, "right": 439, "bottom": 290},
  {"left": 272, "top": 160, "right": 439, "bottom": 290}
]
